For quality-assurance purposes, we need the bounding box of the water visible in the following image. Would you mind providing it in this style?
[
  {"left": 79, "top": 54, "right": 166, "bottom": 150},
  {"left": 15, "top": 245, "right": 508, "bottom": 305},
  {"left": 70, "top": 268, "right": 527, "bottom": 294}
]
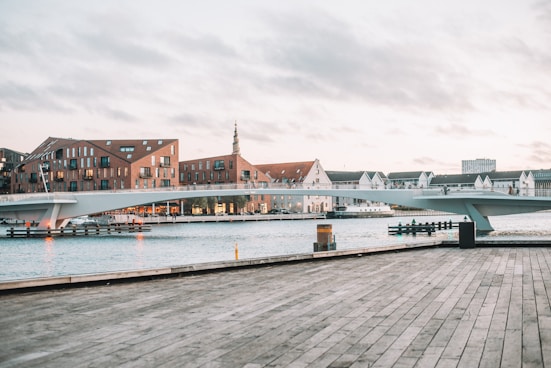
[{"left": 1, "top": 212, "right": 551, "bottom": 282}]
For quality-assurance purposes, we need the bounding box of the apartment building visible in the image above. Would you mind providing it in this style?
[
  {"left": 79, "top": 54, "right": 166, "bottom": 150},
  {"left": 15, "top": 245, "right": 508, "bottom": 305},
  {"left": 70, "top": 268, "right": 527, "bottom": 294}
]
[
  {"left": 11, "top": 137, "right": 179, "bottom": 194},
  {"left": 0, "top": 148, "right": 27, "bottom": 194},
  {"left": 178, "top": 124, "right": 272, "bottom": 214}
]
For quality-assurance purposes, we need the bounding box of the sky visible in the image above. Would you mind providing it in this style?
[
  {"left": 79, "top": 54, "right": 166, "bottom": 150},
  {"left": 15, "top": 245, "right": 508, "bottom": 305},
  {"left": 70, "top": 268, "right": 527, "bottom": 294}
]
[{"left": 1, "top": 0, "right": 551, "bottom": 174}]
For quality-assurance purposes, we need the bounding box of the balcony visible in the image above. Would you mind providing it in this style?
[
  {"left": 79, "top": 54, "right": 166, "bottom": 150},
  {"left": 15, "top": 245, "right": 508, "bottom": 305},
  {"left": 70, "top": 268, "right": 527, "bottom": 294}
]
[
  {"left": 83, "top": 175, "right": 93, "bottom": 180},
  {"left": 139, "top": 168, "right": 152, "bottom": 178}
]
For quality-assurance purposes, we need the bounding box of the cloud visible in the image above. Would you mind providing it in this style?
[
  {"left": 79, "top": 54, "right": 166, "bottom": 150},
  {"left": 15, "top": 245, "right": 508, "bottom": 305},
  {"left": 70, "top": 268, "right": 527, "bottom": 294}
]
[
  {"left": 256, "top": 10, "right": 473, "bottom": 112},
  {"left": 523, "top": 140, "right": 551, "bottom": 166},
  {"left": 433, "top": 123, "right": 494, "bottom": 138}
]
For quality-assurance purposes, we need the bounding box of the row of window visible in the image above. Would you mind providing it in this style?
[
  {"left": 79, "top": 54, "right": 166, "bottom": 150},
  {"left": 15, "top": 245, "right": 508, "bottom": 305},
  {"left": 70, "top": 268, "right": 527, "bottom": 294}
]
[{"left": 183, "top": 159, "right": 231, "bottom": 172}]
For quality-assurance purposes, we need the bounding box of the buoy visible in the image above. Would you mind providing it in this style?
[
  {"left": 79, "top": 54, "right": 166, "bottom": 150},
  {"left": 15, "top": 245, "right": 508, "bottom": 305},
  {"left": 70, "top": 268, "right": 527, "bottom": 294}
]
[{"left": 235, "top": 243, "right": 239, "bottom": 260}]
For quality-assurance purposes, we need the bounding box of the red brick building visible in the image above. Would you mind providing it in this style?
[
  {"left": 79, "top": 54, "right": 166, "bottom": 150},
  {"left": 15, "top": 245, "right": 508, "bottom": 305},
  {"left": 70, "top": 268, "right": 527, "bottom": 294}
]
[
  {"left": 12, "top": 137, "right": 179, "bottom": 194},
  {"left": 179, "top": 124, "right": 272, "bottom": 214}
]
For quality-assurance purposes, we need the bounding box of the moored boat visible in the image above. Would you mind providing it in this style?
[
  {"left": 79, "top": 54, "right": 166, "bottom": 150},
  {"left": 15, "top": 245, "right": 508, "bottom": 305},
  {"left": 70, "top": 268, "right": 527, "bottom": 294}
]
[{"left": 326, "top": 204, "right": 395, "bottom": 219}]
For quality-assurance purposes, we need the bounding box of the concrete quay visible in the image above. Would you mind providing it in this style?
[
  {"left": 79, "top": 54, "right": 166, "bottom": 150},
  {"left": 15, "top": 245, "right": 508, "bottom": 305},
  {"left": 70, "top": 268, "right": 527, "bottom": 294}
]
[{"left": 2, "top": 244, "right": 551, "bottom": 367}]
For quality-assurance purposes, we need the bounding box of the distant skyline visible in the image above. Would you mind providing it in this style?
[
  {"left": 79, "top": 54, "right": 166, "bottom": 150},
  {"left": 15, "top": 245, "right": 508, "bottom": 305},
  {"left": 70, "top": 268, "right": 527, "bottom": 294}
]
[{"left": 1, "top": 0, "right": 550, "bottom": 174}]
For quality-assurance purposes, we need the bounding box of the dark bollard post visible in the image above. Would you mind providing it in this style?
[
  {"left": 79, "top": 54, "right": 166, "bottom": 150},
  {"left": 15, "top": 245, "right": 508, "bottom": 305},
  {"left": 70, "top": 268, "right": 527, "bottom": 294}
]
[
  {"left": 438, "top": 221, "right": 442, "bottom": 230},
  {"left": 84, "top": 226, "right": 89, "bottom": 236},
  {"left": 9, "top": 227, "right": 14, "bottom": 238},
  {"left": 397, "top": 222, "right": 402, "bottom": 235},
  {"left": 60, "top": 227, "right": 64, "bottom": 237},
  {"left": 449, "top": 220, "right": 452, "bottom": 229},
  {"left": 96, "top": 225, "right": 100, "bottom": 235},
  {"left": 72, "top": 225, "right": 77, "bottom": 236},
  {"left": 459, "top": 222, "right": 476, "bottom": 248}
]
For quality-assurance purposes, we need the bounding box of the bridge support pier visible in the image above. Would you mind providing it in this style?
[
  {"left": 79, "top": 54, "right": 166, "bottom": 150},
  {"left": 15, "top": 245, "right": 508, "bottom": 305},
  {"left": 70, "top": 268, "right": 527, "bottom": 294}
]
[
  {"left": 38, "top": 203, "right": 62, "bottom": 230},
  {"left": 463, "top": 203, "right": 494, "bottom": 232}
]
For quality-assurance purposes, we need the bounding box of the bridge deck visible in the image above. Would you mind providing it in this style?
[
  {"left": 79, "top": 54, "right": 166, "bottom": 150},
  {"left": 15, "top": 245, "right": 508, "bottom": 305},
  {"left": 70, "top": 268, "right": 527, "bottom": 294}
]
[{"left": 1, "top": 246, "right": 551, "bottom": 367}]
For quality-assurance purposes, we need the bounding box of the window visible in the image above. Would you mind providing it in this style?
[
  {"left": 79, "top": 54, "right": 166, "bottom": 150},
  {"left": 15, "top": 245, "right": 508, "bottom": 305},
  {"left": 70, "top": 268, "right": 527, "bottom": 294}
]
[
  {"left": 241, "top": 170, "right": 251, "bottom": 181},
  {"left": 69, "top": 181, "right": 77, "bottom": 192},
  {"left": 84, "top": 169, "right": 93, "bottom": 180},
  {"left": 158, "top": 140, "right": 163, "bottom": 145},
  {"left": 100, "top": 156, "right": 110, "bottom": 168},
  {"left": 140, "top": 167, "right": 152, "bottom": 178},
  {"left": 214, "top": 160, "right": 225, "bottom": 170},
  {"left": 106, "top": 140, "right": 111, "bottom": 146},
  {"left": 127, "top": 154, "right": 132, "bottom": 159},
  {"left": 100, "top": 180, "right": 109, "bottom": 190},
  {"left": 69, "top": 159, "right": 78, "bottom": 170},
  {"left": 206, "top": 161, "right": 210, "bottom": 170},
  {"left": 229, "top": 160, "right": 233, "bottom": 169},
  {"left": 143, "top": 140, "right": 148, "bottom": 145},
  {"left": 120, "top": 146, "right": 135, "bottom": 152},
  {"left": 198, "top": 161, "right": 203, "bottom": 170},
  {"left": 151, "top": 156, "right": 156, "bottom": 166},
  {"left": 160, "top": 156, "right": 170, "bottom": 167},
  {"left": 161, "top": 179, "right": 170, "bottom": 187}
]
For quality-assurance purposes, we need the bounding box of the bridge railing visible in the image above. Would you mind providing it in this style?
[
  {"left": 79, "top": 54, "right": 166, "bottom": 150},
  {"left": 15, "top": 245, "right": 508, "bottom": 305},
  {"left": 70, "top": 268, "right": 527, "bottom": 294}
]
[{"left": 2, "top": 184, "right": 551, "bottom": 200}]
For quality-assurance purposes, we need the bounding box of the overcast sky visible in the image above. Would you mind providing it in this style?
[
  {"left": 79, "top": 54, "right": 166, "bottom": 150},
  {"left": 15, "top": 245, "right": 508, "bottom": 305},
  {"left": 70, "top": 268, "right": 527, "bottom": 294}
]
[{"left": 1, "top": 0, "right": 550, "bottom": 174}]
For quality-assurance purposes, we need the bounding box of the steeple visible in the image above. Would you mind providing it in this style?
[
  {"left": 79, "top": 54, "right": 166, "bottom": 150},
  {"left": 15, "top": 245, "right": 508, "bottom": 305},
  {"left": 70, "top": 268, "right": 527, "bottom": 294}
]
[{"left": 232, "top": 121, "right": 241, "bottom": 155}]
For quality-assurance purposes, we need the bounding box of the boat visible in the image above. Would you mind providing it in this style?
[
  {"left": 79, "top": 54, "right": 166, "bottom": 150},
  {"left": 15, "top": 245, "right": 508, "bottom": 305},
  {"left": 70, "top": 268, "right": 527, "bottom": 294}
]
[
  {"left": 68, "top": 216, "right": 98, "bottom": 226},
  {"left": 326, "top": 204, "right": 395, "bottom": 219}
]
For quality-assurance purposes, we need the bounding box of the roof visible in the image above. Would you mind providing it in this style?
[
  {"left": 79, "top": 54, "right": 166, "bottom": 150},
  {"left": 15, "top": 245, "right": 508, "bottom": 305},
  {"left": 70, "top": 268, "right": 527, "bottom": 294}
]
[
  {"left": 366, "top": 171, "right": 387, "bottom": 179},
  {"left": 24, "top": 137, "right": 79, "bottom": 162},
  {"left": 430, "top": 174, "right": 481, "bottom": 185},
  {"left": 325, "top": 171, "right": 365, "bottom": 182},
  {"left": 88, "top": 139, "right": 177, "bottom": 162},
  {"left": 482, "top": 171, "right": 525, "bottom": 180},
  {"left": 531, "top": 169, "right": 551, "bottom": 180},
  {"left": 387, "top": 171, "right": 425, "bottom": 180},
  {"left": 255, "top": 161, "right": 315, "bottom": 182}
]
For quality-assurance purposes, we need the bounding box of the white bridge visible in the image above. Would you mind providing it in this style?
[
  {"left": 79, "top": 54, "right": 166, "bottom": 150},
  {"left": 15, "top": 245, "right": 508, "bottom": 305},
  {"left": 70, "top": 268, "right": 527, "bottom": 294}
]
[{"left": 2, "top": 184, "right": 551, "bottom": 231}]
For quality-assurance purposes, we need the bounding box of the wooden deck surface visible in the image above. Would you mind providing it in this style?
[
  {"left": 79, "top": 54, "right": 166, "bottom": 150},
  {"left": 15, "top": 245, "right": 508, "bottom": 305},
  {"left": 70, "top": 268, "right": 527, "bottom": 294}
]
[{"left": 1, "top": 246, "right": 550, "bottom": 367}]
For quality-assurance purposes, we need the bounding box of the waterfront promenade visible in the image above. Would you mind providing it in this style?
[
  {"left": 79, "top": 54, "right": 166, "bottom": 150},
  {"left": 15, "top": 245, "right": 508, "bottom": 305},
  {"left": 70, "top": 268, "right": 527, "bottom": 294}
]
[{"left": 1, "top": 245, "right": 551, "bottom": 367}]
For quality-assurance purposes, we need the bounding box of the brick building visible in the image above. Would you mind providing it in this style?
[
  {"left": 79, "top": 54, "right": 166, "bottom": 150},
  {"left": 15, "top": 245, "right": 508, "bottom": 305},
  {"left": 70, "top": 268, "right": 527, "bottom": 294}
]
[
  {"left": 0, "top": 148, "right": 27, "bottom": 194},
  {"left": 178, "top": 124, "right": 272, "bottom": 214},
  {"left": 11, "top": 137, "right": 179, "bottom": 194}
]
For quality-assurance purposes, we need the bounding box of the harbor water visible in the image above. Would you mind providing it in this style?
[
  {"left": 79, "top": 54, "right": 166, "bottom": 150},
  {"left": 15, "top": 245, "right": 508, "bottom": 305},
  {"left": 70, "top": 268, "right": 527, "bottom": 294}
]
[{"left": 1, "top": 212, "right": 551, "bottom": 282}]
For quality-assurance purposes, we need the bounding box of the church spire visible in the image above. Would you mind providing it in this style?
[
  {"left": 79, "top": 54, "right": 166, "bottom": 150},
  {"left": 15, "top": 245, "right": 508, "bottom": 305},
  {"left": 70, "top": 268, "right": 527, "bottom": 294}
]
[{"left": 232, "top": 121, "right": 241, "bottom": 155}]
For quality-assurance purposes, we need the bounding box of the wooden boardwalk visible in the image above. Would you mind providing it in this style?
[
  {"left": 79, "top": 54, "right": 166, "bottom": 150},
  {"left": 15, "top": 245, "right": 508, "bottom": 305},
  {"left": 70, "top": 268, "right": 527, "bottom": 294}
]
[{"left": 1, "top": 246, "right": 551, "bottom": 367}]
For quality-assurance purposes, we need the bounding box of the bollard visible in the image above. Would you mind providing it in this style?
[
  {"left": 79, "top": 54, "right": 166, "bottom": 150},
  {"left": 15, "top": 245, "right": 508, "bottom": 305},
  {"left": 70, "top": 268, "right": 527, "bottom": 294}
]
[
  {"left": 459, "top": 222, "right": 476, "bottom": 248},
  {"left": 235, "top": 243, "right": 239, "bottom": 260},
  {"left": 9, "top": 227, "right": 14, "bottom": 238},
  {"left": 314, "top": 224, "right": 336, "bottom": 252}
]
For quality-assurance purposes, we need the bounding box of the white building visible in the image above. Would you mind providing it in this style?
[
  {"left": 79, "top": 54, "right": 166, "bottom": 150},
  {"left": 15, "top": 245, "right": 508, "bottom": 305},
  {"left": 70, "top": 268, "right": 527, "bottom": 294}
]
[{"left": 462, "top": 158, "right": 496, "bottom": 174}]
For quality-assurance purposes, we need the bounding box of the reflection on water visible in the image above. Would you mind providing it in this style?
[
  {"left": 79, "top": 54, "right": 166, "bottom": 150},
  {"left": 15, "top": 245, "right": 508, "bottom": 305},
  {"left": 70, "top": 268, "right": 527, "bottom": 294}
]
[{"left": 0, "top": 212, "right": 550, "bottom": 281}]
